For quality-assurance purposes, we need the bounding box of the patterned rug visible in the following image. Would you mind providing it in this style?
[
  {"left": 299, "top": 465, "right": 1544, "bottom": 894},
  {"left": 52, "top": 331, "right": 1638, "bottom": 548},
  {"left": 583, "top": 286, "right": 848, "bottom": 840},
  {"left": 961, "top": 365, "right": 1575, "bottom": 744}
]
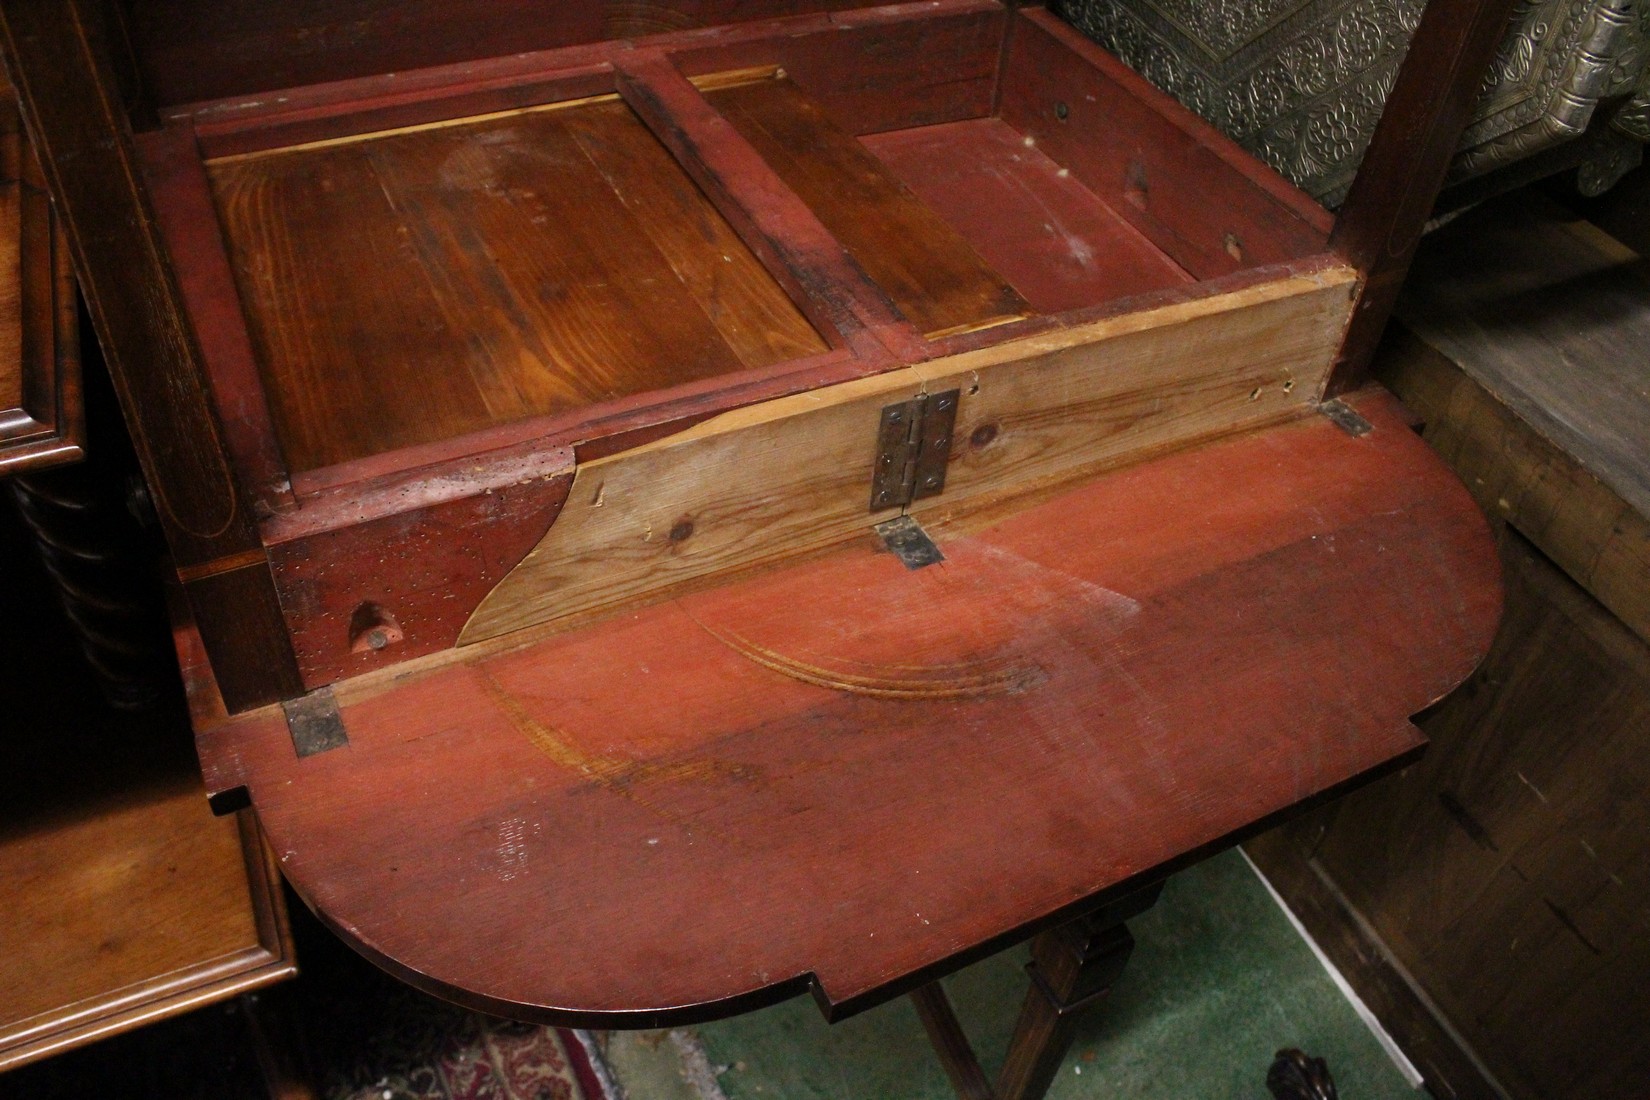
[
  {"left": 310, "top": 990, "right": 606, "bottom": 1100},
  {"left": 284, "top": 907, "right": 613, "bottom": 1100}
]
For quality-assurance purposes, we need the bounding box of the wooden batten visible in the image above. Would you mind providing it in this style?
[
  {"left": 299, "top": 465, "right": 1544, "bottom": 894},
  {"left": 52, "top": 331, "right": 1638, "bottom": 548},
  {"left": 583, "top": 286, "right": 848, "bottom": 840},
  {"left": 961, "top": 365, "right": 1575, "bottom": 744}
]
[{"left": 459, "top": 265, "right": 1356, "bottom": 646}]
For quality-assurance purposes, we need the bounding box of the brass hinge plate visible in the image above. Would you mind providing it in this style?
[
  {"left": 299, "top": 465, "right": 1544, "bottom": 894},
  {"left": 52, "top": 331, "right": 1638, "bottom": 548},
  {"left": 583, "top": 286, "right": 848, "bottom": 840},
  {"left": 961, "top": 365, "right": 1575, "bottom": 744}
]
[{"left": 869, "top": 389, "right": 958, "bottom": 512}]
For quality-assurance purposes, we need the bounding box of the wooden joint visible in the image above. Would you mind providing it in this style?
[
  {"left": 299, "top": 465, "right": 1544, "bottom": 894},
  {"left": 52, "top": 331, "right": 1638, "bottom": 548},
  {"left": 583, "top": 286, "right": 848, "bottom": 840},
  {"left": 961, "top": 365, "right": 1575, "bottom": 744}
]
[{"left": 1024, "top": 923, "right": 1135, "bottom": 1017}]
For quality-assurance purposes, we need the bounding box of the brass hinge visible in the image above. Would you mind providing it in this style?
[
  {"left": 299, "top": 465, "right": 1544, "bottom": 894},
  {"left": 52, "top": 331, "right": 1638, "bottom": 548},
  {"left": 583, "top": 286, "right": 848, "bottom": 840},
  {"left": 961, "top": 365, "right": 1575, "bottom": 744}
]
[{"left": 869, "top": 389, "right": 959, "bottom": 512}]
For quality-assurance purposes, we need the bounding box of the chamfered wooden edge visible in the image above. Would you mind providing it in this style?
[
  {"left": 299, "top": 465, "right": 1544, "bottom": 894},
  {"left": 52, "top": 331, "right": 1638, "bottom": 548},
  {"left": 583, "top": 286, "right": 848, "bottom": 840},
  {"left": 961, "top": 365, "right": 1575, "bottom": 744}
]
[
  {"left": 186, "top": 387, "right": 1503, "bottom": 1029},
  {"left": 0, "top": 810, "right": 297, "bottom": 1071}
]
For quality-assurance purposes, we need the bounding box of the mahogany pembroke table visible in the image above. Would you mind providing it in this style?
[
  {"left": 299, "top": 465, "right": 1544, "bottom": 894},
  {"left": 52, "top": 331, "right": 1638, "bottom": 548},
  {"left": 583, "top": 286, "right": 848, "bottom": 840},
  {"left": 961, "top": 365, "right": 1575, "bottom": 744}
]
[{"left": 2, "top": 1, "right": 1513, "bottom": 1095}]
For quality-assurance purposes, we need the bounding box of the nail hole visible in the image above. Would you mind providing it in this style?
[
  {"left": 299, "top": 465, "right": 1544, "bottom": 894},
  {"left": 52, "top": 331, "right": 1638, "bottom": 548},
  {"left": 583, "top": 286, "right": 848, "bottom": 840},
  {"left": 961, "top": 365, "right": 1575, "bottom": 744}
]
[{"left": 1249, "top": 388, "right": 1262, "bottom": 401}]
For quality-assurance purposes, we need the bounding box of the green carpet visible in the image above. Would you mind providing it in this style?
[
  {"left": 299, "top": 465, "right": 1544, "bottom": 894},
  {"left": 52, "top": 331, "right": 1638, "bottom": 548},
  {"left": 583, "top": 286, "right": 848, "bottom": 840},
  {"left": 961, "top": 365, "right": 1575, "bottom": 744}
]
[{"left": 600, "top": 850, "right": 1417, "bottom": 1099}]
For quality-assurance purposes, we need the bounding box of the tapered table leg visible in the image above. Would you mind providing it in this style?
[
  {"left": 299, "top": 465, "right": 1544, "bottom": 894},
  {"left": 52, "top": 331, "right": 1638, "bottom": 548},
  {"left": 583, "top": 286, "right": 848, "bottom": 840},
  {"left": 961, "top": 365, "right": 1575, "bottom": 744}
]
[{"left": 995, "top": 883, "right": 1163, "bottom": 1100}]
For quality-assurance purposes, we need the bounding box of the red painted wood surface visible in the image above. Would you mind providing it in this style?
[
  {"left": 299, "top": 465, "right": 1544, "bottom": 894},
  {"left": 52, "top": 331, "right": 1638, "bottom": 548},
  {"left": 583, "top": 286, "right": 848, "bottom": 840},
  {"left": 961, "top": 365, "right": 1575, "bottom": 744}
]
[
  {"left": 615, "top": 54, "right": 927, "bottom": 361},
  {"left": 997, "top": 9, "right": 1331, "bottom": 281},
  {"left": 136, "top": 123, "right": 292, "bottom": 510},
  {"left": 195, "top": 390, "right": 1500, "bottom": 1025},
  {"left": 267, "top": 464, "right": 574, "bottom": 689},
  {"left": 861, "top": 118, "right": 1193, "bottom": 314},
  {"left": 127, "top": 0, "right": 893, "bottom": 109},
  {"left": 180, "top": 3, "right": 1005, "bottom": 161}
]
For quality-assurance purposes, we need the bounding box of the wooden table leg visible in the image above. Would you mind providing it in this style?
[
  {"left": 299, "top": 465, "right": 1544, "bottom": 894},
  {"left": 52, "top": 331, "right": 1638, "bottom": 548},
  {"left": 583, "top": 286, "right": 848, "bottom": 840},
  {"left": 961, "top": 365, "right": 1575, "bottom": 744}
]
[
  {"left": 911, "top": 881, "right": 1164, "bottom": 1100},
  {"left": 241, "top": 991, "right": 318, "bottom": 1100},
  {"left": 912, "top": 981, "right": 996, "bottom": 1100},
  {"left": 995, "top": 913, "right": 1135, "bottom": 1100}
]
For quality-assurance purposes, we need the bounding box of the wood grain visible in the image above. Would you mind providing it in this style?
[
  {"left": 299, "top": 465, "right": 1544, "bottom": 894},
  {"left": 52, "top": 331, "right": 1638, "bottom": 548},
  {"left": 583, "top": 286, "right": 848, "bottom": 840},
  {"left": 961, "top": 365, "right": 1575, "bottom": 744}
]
[
  {"left": 561, "top": 99, "right": 825, "bottom": 369},
  {"left": 706, "top": 73, "right": 1028, "bottom": 338},
  {"left": 1397, "top": 193, "right": 1650, "bottom": 523},
  {"left": 127, "top": 0, "right": 893, "bottom": 108},
  {"left": 207, "top": 96, "right": 823, "bottom": 473},
  {"left": 0, "top": 500, "right": 294, "bottom": 1071},
  {"left": 667, "top": 2, "right": 1005, "bottom": 138},
  {"left": 1253, "top": 236, "right": 1650, "bottom": 1100},
  {"left": 861, "top": 117, "right": 1193, "bottom": 315},
  {"left": 911, "top": 266, "right": 1357, "bottom": 526},
  {"left": 1378, "top": 327, "right": 1650, "bottom": 650},
  {"left": 194, "top": 390, "right": 1499, "bottom": 1026},
  {"left": 614, "top": 53, "right": 925, "bottom": 361},
  {"left": 136, "top": 123, "right": 292, "bottom": 507},
  {"left": 459, "top": 369, "right": 923, "bottom": 644},
  {"left": 0, "top": 787, "right": 289, "bottom": 1068},
  {"left": 168, "top": 2, "right": 1003, "bottom": 162},
  {"left": 1325, "top": 0, "right": 1525, "bottom": 393},
  {"left": 1243, "top": 829, "right": 1506, "bottom": 1100},
  {"left": 460, "top": 266, "right": 1355, "bottom": 644},
  {"left": 997, "top": 9, "right": 1331, "bottom": 281},
  {"left": 268, "top": 465, "right": 575, "bottom": 689},
  {"left": 1313, "top": 530, "right": 1650, "bottom": 1100}
]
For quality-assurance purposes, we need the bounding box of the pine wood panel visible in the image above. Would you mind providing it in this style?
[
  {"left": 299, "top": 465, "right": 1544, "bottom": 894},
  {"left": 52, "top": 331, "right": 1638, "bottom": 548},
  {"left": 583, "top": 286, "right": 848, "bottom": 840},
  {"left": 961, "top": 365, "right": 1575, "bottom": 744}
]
[
  {"left": 460, "top": 266, "right": 1355, "bottom": 645},
  {"left": 861, "top": 118, "right": 1194, "bottom": 315},
  {"left": 704, "top": 74, "right": 1028, "bottom": 338},
  {"left": 208, "top": 97, "right": 824, "bottom": 474},
  {"left": 194, "top": 390, "right": 1499, "bottom": 1026},
  {"left": 911, "top": 264, "right": 1355, "bottom": 526}
]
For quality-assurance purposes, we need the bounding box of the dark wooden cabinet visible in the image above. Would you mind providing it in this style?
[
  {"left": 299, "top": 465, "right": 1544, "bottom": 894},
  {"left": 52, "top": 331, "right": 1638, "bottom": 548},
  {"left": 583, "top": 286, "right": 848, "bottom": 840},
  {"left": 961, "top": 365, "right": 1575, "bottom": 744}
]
[{"left": 1248, "top": 195, "right": 1650, "bottom": 1100}]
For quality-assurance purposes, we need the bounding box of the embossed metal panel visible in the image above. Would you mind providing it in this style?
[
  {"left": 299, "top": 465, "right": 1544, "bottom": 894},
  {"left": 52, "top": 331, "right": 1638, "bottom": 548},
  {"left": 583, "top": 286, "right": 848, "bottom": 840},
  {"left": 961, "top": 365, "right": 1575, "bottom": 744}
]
[{"left": 1056, "top": 0, "right": 1649, "bottom": 203}]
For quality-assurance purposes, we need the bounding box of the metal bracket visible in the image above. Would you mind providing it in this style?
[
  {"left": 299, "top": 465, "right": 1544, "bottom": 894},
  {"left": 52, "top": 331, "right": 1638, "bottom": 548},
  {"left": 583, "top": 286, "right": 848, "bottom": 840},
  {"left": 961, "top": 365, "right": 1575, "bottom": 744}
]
[
  {"left": 1320, "top": 398, "right": 1374, "bottom": 437},
  {"left": 282, "top": 686, "right": 349, "bottom": 758},
  {"left": 869, "top": 389, "right": 959, "bottom": 511},
  {"left": 875, "top": 515, "right": 945, "bottom": 570}
]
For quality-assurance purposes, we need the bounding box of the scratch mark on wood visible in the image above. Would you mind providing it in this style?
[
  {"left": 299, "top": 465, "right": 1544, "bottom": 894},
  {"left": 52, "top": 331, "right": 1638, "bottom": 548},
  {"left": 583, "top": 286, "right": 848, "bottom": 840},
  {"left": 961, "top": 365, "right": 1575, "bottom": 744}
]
[{"left": 689, "top": 616, "right": 1045, "bottom": 700}]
